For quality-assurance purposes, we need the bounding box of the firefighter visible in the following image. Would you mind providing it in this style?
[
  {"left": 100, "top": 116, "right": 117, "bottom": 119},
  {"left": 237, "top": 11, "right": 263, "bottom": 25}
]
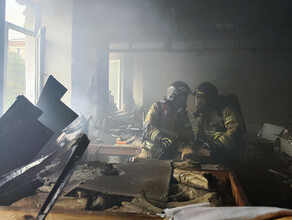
[
  {"left": 192, "top": 82, "right": 246, "bottom": 164},
  {"left": 138, "top": 81, "right": 194, "bottom": 160}
]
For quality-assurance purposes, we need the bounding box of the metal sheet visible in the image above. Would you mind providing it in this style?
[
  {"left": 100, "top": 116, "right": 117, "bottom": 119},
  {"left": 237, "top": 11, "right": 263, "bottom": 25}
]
[
  {"left": 0, "top": 179, "right": 43, "bottom": 205},
  {"left": 75, "top": 160, "right": 172, "bottom": 201},
  {"left": 0, "top": 136, "right": 77, "bottom": 205},
  {"left": 0, "top": 96, "right": 54, "bottom": 176},
  {"left": 37, "top": 75, "right": 78, "bottom": 134},
  {"left": 35, "top": 75, "right": 78, "bottom": 158}
]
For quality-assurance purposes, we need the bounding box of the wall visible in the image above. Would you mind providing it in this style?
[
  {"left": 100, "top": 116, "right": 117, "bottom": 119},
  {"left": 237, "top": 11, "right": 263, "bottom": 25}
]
[
  {"left": 40, "top": 0, "right": 73, "bottom": 106},
  {"left": 130, "top": 51, "right": 292, "bottom": 131},
  {"left": 43, "top": 0, "right": 291, "bottom": 130}
]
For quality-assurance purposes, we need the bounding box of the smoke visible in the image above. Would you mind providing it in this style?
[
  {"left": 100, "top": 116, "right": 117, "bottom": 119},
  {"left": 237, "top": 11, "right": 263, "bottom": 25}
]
[{"left": 38, "top": 0, "right": 292, "bottom": 126}]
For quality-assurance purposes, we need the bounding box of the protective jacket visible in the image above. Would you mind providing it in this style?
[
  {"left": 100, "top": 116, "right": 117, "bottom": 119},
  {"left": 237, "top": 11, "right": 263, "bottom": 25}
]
[
  {"left": 141, "top": 100, "right": 194, "bottom": 158},
  {"left": 193, "top": 95, "right": 246, "bottom": 150}
]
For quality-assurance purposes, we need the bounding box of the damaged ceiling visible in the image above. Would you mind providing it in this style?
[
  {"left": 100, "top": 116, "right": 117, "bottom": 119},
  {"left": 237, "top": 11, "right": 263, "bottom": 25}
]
[{"left": 67, "top": 160, "right": 172, "bottom": 202}]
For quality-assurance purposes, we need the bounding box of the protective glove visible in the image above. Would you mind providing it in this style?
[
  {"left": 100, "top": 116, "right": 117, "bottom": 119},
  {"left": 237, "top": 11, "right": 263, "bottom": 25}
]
[
  {"left": 201, "top": 142, "right": 212, "bottom": 150},
  {"left": 181, "top": 145, "right": 194, "bottom": 160},
  {"left": 201, "top": 139, "right": 223, "bottom": 151},
  {"left": 160, "top": 137, "right": 173, "bottom": 149},
  {"left": 195, "top": 148, "right": 211, "bottom": 157}
]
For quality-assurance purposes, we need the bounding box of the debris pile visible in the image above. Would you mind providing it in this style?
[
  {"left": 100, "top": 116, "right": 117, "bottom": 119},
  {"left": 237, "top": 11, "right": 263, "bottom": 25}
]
[
  {"left": 106, "top": 161, "right": 233, "bottom": 214},
  {"left": 0, "top": 75, "right": 88, "bottom": 205},
  {"left": 83, "top": 99, "right": 147, "bottom": 163},
  {"left": 11, "top": 160, "right": 234, "bottom": 214},
  {"left": 0, "top": 75, "right": 244, "bottom": 216}
]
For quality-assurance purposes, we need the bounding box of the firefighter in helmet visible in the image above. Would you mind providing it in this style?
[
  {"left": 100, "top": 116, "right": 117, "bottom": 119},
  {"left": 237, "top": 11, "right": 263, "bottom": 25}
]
[
  {"left": 138, "top": 81, "right": 194, "bottom": 160},
  {"left": 192, "top": 82, "right": 246, "bottom": 164}
]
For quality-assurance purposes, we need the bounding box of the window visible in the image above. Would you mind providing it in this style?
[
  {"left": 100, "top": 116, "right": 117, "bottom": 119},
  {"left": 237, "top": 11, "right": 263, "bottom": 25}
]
[
  {"left": 1, "top": 0, "right": 44, "bottom": 113},
  {"left": 4, "top": 29, "right": 35, "bottom": 111},
  {"left": 109, "top": 60, "right": 121, "bottom": 110}
]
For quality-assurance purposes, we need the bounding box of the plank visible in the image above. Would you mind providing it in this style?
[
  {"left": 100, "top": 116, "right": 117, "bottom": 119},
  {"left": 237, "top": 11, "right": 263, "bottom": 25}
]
[
  {"left": 0, "top": 206, "right": 163, "bottom": 220},
  {"left": 229, "top": 172, "right": 250, "bottom": 206},
  {"left": 201, "top": 170, "right": 250, "bottom": 206},
  {"left": 11, "top": 194, "right": 88, "bottom": 210}
]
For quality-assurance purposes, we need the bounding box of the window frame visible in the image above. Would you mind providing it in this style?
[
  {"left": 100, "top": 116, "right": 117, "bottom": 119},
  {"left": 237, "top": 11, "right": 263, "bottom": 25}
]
[
  {"left": 1, "top": 0, "right": 43, "bottom": 114},
  {"left": 0, "top": 0, "right": 6, "bottom": 115}
]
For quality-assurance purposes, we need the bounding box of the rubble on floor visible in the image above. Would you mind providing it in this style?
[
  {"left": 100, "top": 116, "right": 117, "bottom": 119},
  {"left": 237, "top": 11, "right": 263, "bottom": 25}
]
[
  {"left": 38, "top": 161, "right": 122, "bottom": 195},
  {"left": 103, "top": 161, "right": 229, "bottom": 214},
  {"left": 0, "top": 77, "right": 246, "bottom": 215},
  {"left": 63, "top": 160, "right": 172, "bottom": 202},
  {"left": 88, "top": 102, "right": 146, "bottom": 147},
  {"left": 101, "top": 105, "right": 146, "bottom": 137},
  {"left": 173, "top": 168, "right": 213, "bottom": 190},
  {"left": 9, "top": 160, "right": 240, "bottom": 214},
  {"left": 84, "top": 103, "right": 145, "bottom": 163}
]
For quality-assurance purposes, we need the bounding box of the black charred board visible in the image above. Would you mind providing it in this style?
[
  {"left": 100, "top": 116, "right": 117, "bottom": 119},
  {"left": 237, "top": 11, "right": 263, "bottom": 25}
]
[
  {"left": 69, "top": 160, "right": 172, "bottom": 201},
  {"left": 0, "top": 135, "right": 81, "bottom": 205},
  {"left": 37, "top": 75, "right": 78, "bottom": 133},
  {"left": 0, "top": 96, "right": 54, "bottom": 176}
]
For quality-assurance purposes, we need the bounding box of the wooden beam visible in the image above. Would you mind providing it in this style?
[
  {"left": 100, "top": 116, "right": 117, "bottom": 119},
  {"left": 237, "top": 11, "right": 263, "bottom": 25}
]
[
  {"left": 229, "top": 172, "right": 250, "bottom": 206},
  {"left": 11, "top": 195, "right": 88, "bottom": 210},
  {"left": 204, "top": 170, "right": 250, "bottom": 206},
  {"left": 89, "top": 144, "right": 138, "bottom": 156},
  {"left": 0, "top": 206, "right": 163, "bottom": 220},
  {"left": 109, "top": 46, "right": 292, "bottom": 53},
  {"left": 109, "top": 30, "right": 292, "bottom": 43}
]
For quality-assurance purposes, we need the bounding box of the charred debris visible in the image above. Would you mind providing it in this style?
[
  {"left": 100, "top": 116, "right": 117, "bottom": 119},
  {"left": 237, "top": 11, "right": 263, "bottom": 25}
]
[{"left": 0, "top": 75, "right": 244, "bottom": 216}]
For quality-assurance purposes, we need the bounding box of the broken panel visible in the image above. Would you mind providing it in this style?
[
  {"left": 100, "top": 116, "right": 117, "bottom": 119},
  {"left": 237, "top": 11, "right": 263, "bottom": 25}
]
[
  {"left": 0, "top": 96, "right": 54, "bottom": 176},
  {"left": 0, "top": 136, "right": 76, "bottom": 205},
  {"left": 37, "top": 75, "right": 78, "bottom": 133},
  {"left": 35, "top": 75, "right": 78, "bottom": 158},
  {"left": 69, "top": 160, "right": 172, "bottom": 201}
]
